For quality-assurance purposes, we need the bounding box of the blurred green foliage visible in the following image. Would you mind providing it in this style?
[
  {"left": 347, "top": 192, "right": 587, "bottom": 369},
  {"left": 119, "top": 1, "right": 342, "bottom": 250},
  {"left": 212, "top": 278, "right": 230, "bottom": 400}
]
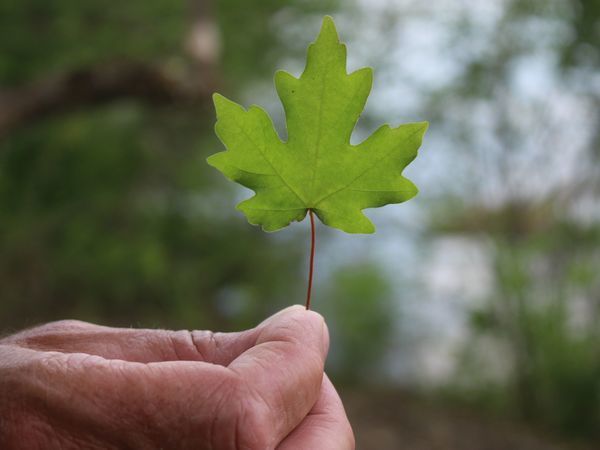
[
  {"left": 321, "top": 263, "right": 395, "bottom": 383},
  {"left": 453, "top": 225, "right": 600, "bottom": 438},
  {"left": 0, "top": 0, "right": 344, "bottom": 332},
  {"left": 422, "top": 0, "right": 600, "bottom": 439},
  {"left": 0, "top": 0, "right": 186, "bottom": 85}
]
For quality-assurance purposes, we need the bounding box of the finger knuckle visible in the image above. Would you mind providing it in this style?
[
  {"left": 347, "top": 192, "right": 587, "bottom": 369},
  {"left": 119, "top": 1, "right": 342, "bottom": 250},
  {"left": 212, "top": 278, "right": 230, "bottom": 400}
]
[
  {"left": 189, "top": 330, "right": 217, "bottom": 361},
  {"left": 40, "top": 319, "right": 90, "bottom": 332}
]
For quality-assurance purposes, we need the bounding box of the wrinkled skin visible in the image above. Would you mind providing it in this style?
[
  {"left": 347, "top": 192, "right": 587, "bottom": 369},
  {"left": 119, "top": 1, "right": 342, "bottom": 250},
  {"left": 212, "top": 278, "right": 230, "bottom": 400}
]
[{"left": 0, "top": 306, "right": 354, "bottom": 449}]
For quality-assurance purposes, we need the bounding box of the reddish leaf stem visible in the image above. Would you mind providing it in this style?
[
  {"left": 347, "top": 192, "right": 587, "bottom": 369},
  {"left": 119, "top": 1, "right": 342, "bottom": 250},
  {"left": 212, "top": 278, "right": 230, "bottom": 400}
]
[{"left": 305, "top": 209, "right": 316, "bottom": 310}]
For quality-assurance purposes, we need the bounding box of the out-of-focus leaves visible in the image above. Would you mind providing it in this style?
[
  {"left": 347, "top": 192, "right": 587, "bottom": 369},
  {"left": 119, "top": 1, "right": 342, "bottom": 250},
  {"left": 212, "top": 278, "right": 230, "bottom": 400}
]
[
  {"left": 0, "top": 0, "right": 341, "bottom": 331},
  {"left": 320, "top": 263, "right": 395, "bottom": 383}
]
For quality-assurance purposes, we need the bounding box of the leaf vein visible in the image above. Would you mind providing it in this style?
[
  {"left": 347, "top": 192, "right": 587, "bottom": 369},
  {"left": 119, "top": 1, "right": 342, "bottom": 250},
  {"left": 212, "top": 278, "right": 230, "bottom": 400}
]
[
  {"left": 309, "top": 74, "right": 328, "bottom": 196},
  {"left": 242, "top": 207, "right": 306, "bottom": 212},
  {"left": 233, "top": 118, "right": 307, "bottom": 205},
  {"left": 349, "top": 188, "right": 414, "bottom": 193},
  {"left": 313, "top": 127, "right": 423, "bottom": 206}
]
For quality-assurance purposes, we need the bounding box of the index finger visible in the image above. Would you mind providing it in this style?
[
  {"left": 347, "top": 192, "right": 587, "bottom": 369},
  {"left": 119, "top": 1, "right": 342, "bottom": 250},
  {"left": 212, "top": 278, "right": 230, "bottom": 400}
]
[
  {"left": 229, "top": 305, "right": 329, "bottom": 447},
  {"left": 1, "top": 320, "right": 262, "bottom": 366},
  {"left": 278, "top": 374, "right": 355, "bottom": 449}
]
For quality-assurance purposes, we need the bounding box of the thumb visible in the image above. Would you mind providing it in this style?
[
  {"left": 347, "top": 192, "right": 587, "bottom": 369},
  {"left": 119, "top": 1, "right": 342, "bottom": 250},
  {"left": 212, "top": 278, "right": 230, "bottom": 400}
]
[{"left": 229, "top": 304, "right": 330, "bottom": 447}]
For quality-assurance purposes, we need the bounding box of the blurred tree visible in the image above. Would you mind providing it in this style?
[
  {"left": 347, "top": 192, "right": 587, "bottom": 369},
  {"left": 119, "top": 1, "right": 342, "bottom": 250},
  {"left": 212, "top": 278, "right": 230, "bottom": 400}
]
[
  {"left": 420, "top": 0, "right": 600, "bottom": 439},
  {"left": 445, "top": 214, "right": 600, "bottom": 438}
]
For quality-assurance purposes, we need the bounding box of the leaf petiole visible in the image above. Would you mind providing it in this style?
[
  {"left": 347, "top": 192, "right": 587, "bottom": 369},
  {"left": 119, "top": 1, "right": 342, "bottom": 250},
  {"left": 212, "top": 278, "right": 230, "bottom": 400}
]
[{"left": 305, "top": 209, "right": 316, "bottom": 310}]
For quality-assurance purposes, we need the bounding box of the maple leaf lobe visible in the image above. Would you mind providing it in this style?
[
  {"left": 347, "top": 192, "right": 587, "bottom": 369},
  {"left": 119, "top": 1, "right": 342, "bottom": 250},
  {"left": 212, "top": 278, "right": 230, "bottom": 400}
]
[{"left": 208, "top": 16, "right": 428, "bottom": 234}]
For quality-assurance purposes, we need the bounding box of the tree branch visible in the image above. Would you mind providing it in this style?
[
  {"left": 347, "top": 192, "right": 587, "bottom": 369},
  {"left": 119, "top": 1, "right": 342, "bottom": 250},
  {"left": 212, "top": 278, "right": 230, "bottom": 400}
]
[{"left": 0, "top": 61, "right": 216, "bottom": 137}]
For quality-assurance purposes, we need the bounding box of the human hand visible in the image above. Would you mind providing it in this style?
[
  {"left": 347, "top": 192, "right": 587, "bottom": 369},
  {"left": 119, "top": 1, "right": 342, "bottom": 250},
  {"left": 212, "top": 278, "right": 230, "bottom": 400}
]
[{"left": 0, "top": 306, "right": 354, "bottom": 449}]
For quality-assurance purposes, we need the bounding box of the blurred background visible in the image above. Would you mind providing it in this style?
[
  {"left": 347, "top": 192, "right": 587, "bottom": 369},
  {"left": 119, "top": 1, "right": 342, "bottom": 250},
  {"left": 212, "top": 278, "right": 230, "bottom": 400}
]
[{"left": 1, "top": 0, "right": 599, "bottom": 448}]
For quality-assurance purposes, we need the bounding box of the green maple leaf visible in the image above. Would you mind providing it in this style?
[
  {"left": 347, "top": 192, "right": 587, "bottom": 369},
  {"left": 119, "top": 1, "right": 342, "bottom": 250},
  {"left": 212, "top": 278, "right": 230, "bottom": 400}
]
[{"left": 208, "top": 16, "right": 427, "bottom": 234}]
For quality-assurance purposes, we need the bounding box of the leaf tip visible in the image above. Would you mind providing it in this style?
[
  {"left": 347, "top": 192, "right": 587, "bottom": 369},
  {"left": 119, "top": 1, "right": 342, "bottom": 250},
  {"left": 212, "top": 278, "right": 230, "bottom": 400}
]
[
  {"left": 212, "top": 93, "right": 242, "bottom": 117},
  {"left": 317, "top": 15, "right": 340, "bottom": 44},
  {"left": 362, "top": 223, "right": 376, "bottom": 234},
  {"left": 212, "top": 92, "right": 227, "bottom": 113},
  {"left": 205, "top": 152, "right": 219, "bottom": 168},
  {"left": 416, "top": 121, "right": 429, "bottom": 144},
  {"left": 350, "top": 66, "right": 374, "bottom": 87},
  {"left": 212, "top": 92, "right": 225, "bottom": 106},
  {"left": 274, "top": 69, "right": 298, "bottom": 91},
  {"left": 349, "top": 223, "right": 376, "bottom": 234}
]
